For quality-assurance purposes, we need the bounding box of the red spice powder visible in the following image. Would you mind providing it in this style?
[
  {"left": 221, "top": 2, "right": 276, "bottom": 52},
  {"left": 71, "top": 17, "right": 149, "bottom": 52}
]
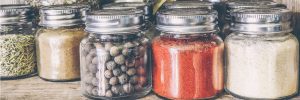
[{"left": 152, "top": 34, "right": 224, "bottom": 99}]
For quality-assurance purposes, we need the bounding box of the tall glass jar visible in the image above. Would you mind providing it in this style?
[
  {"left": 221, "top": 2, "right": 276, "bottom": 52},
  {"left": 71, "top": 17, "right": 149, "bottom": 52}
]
[
  {"left": 152, "top": 8, "right": 224, "bottom": 99},
  {"left": 221, "top": 0, "right": 281, "bottom": 39},
  {"left": 80, "top": 9, "right": 151, "bottom": 99},
  {"left": 225, "top": 8, "right": 299, "bottom": 99},
  {"left": 103, "top": 2, "right": 156, "bottom": 39},
  {"left": 36, "top": 5, "right": 89, "bottom": 82},
  {"left": 0, "top": 6, "right": 36, "bottom": 79}
]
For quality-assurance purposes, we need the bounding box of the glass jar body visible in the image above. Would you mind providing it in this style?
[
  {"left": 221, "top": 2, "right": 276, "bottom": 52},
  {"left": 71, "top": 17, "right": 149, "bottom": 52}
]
[
  {"left": 80, "top": 32, "right": 151, "bottom": 99},
  {"left": 225, "top": 32, "right": 299, "bottom": 99},
  {"left": 0, "top": 24, "right": 36, "bottom": 79},
  {"left": 152, "top": 32, "right": 224, "bottom": 99},
  {"left": 36, "top": 25, "right": 85, "bottom": 81}
]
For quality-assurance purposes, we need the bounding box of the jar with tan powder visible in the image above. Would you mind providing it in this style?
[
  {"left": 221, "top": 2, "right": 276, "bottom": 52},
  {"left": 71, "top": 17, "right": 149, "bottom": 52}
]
[
  {"left": 225, "top": 8, "right": 299, "bottom": 99},
  {"left": 36, "top": 5, "right": 89, "bottom": 82}
]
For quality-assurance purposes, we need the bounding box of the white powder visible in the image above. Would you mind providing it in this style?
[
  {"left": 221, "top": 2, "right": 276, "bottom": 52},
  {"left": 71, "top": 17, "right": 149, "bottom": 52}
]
[{"left": 225, "top": 33, "right": 299, "bottom": 99}]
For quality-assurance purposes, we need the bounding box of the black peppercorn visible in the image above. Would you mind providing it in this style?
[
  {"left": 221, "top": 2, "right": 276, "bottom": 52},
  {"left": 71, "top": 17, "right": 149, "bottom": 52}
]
[
  {"left": 127, "top": 68, "right": 137, "bottom": 76},
  {"left": 118, "top": 74, "right": 128, "bottom": 84},
  {"left": 109, "top": 77, "right": 119, "bottom": 85},
  {"left": 88, "top": 64, "right": 97, "bottom": 73},
  {"left": 120, "top": 65, "right": 128, "bottom": 72},
  {"left": 104, "top": 70, "right": 113, "bottom": 78},
  {"left": 110, "top": 46, "right": 120, "bottom": 56},
  {"left": 114, "top": 55, "right": 125, "bottom": 65},
  {"left": 106, "top": 61, "right": 116, "bottom": 70},
  {"left": 123, "top": 83, "right": 134, "bottom": 93},
  {"left": 105, "top": 90, "right": 113, "bottom": 97},
  {"left": 86, "top": 85, "right": 93, "bottom": 94},
  {"left": 92, "top": 87, "right": 99, "bottom": 96},
  {"left": 92, "top": 77, "right": 99, "bottom": 86},
  {"left": 129, "top": 75, "right": 138, "bottom": 84},
  {"left": 113, "top": 68, "right": 122, "bottom": 76},
  {"left": 92, "top": 57, "right": 98, "bottom": 65},
  {"left": 84, "top": 73, "right": 93, "bottom": 84}
]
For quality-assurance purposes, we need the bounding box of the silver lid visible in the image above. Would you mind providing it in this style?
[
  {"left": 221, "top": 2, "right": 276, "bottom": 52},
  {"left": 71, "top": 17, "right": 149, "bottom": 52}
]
[
  {"left": 1, "top": 5, "right": 34, "bottom": 23},
  {"left": 85, "top": 9, "right": 144, "bottom": 34},
  {"left": 231, "top": 8, "right": 293, "bottom": 34},
  {"left": 103, "top": 2, "right": 152, "bottom": 21},
  {"left": 0, "top": 6, "right": 26, "bottom": 25},
  {"left": 163, "top": 1, "right": 213, "bottom": 9},
  {"left": 156, "top": 8, "right": 218, "bottom": 34},
  {"left": 227, "top": 0, "right": 278, "bottom": 9},
  {"left": 39, "top": 5, "right": 89, "bottom": 27},
  {"left": 0, "top": 0, "right": 26, "bottom": 5}
]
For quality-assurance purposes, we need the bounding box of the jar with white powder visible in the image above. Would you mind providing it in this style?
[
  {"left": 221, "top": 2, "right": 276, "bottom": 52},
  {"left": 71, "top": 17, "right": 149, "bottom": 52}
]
[{"left": 225, "top": 8, "right": 299, "bottom": 99}]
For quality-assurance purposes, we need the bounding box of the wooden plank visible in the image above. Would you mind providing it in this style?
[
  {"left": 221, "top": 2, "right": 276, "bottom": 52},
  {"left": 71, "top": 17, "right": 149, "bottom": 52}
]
[{"left": 1, "top": 76, "right": 300, "bottom": 100}]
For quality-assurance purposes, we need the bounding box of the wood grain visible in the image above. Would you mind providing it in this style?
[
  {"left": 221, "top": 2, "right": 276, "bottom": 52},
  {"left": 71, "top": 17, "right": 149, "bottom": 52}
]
[{"left": 1, "top": 76, "right": 300, "bottom": 100}]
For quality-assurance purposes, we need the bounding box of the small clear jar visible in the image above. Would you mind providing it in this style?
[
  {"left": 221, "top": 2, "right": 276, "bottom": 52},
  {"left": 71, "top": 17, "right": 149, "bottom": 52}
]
[
  {"left": 153, "top": 8, "right": 224, "bottom": 99},
  {"left": 103, "top": 2, "right": 156, "bottom": 39},
  {"left": 0, "top": 6, "right": 36, "bottom": 79},
  {"left": 80, "top": 9, "right": 151, "bottom": 99},
  {"left": 36, "top": 5, "right": 89, "bottom": 82},
  {"left": 221, "top": 0, "right": 280, "bottom": 39},
  {"left": 225, "top": 8, "right": 299, "bottom": 99}
]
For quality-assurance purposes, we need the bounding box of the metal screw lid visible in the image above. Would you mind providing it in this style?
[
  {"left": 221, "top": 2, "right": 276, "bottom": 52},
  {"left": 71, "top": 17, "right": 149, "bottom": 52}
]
[
  {"left": 39, "top": 4, "right": 89, "bottom": 27},
  {"left": 226, "top": 0, "right": 278, "bottom": 9},
  {"left": 231, "top": 8, "right": 292, "bottom": 34},
  {"left": 103, "top": 2, "right": 152, "bottom": 21},
  {"left": 0, "top": 6, "right": 26, "bottom": 25},
  {"left": 0, "top": 0, "right": 26, "bottom": 5},
  {"left": 156, "top": 8, "right": 218, "bottom": 34},
  {"left": 1, "top": 5, "right": 34, "bottom": 24},
  {"left": 163, "top": 1, "right": 213, "bottom": 9},
  {"left": 85, "top": 9, "right": 144, "bottom": 34}
]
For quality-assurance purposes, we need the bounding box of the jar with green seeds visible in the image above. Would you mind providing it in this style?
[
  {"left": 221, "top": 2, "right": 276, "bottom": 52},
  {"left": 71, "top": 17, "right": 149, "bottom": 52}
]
[
  {"left": 0, "top": 5, "right": 36, "bottom": 79},
  {"left": 80, "top": 9, "right": 151, "bottom": 99}
]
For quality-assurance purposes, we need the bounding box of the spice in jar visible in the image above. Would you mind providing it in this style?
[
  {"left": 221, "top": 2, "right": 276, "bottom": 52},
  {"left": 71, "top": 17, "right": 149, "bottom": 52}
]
[
  {"left": 225, "top": 8, "right": 299, "bottom": 99},
  {"left": 36, "top": 5, "right": 88, "bottom": 81},
  {"left": 0, "top": 6, "right": 36, "bottom": 79},
  {"left": 80, "top": 9, "right": 151, "bottom": 99},
  {"left": 152, "top": 8, "right": 224, "bottom": 99}
]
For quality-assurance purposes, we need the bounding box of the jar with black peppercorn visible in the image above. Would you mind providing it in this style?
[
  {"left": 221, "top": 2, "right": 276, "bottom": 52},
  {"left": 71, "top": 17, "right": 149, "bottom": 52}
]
[{"left": 80, "top": 9, "right": 151, "bottom": 99}]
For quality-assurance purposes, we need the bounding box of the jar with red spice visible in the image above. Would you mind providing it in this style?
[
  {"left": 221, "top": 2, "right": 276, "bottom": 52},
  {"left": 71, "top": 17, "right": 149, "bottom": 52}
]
[{"left": 152, "top": 8, "right": 224, "bottom": 99}]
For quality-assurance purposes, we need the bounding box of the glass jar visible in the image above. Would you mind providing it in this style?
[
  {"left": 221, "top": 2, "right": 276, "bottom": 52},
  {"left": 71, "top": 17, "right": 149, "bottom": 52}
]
[
  {"left": 36, "top": 5, "right": 89, "bottom": 82},
  {"left": 80, "top": 9, "right": 151, "bottom": 99},
  {"left": 225, "top": 8, "right": 299, "bottom": 99},
  {"left": 0, "top": 6, "right": 36, "bottom": 79},
  {"left": 103, "top": 2, "right": 156, "bottom": 39},
  {"left": 153, "top": 8, "right": 224, "bottom": 99},
  {"left": 221, "top": 0, "right": 280, "bottom": 39}
]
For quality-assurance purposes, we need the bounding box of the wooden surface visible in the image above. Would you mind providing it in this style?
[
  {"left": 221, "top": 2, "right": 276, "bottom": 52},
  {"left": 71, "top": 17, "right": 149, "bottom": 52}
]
[{"left": 1, "top": 76, "right": 300, "bottom": 100}]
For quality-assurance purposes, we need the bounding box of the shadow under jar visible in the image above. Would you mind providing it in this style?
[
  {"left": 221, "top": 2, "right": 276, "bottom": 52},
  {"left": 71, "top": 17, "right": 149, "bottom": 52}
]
[
  {"left": 80, "top": 9, "right": 151, "bottom": 99},
  {"left": 152, "top": 8, "right": 224, "bottom": 99},
  {"left": 36, "top": 5, "right": 89, "bottom": 82},
  {"left": 225, "top": 8, "right": 299, "bottom": 99},
  {"left": 0, "top": 6, "right": 36, "bottom": 79}
]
